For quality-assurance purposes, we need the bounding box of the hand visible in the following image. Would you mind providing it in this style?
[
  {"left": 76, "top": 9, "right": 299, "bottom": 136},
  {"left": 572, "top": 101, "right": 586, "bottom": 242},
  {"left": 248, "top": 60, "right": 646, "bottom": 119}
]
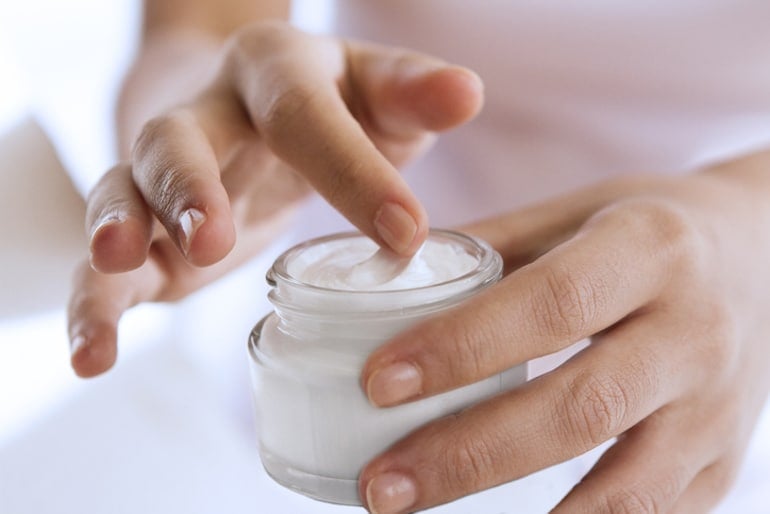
[
  {"left": 358, "top": 156, "right": 770, "bottom": 513},
  {"left": 67, "top": 22, "right": 483, "bottom": 377}
]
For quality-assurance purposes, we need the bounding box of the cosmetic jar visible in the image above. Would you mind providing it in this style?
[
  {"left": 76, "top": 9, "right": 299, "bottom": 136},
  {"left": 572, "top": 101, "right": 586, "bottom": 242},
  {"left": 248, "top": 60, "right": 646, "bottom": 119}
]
[{"left": 247, "top": 229, "right": 526, "bottom": 505}]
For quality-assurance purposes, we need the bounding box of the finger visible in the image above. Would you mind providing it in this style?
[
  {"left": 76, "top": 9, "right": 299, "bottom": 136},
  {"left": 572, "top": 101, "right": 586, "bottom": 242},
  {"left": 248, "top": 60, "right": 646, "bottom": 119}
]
[
  {"left": 67, "top": 259, "right": 164, "bottom": 378},
  {"left": 86, "top": 163, "right": 153, "bottom": 273},
  {"left": 227, "top": 25, "right": 430, "bottom": 255},
  {"left": 670, "top": 460, "right": 742, "bottom": 514},
  {"left": 359, "top": 317, "right": 694, "bottom": 513},
  {"left": 346, "top": 41, "right": 484, "bottom": 166},
  {"left": 362, "top": 198, "right": 698, "bottom": 406},
  {"left": 132, "top": 108, "right": 236, "bottom": 267},
  {"left": 348, "top": 41, "right": 483, "bottom": 135},
  {"left": 560, "top": 389, "right": 756, "bottom": 514},
  {"left": 551, "top": 410, "right": 715, "bottom": 514},
  {"left": 670, "top": 412, "right": 756, "bottom": 514}
]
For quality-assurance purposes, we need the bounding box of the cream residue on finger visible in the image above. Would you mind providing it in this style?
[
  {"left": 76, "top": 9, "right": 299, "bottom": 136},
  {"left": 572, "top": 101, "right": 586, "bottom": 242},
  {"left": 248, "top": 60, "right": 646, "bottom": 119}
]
[{"left": 288, "top": 235, "right": 479, "bottom": 291}]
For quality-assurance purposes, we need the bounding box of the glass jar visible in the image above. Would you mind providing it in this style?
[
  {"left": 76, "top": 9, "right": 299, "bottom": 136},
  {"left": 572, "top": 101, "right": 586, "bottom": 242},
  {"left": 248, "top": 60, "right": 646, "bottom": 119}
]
[{"left": 247, "top": 229, "right": 527, "bottom": 505}]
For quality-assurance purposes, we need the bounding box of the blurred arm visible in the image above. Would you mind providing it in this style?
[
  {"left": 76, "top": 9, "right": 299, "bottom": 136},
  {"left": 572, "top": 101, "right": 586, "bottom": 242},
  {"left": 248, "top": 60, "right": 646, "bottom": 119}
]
[
  {"left": 117, "top": 0, "right": 290, "bottom": 156},
  {"left": 142, "top": 0, "right": 289, "bottom": 38}
]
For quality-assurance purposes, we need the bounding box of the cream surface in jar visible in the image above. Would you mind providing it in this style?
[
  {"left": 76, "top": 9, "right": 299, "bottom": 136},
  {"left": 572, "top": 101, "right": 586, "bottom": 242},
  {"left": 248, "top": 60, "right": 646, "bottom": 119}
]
[{"left": 248, "top": 230, "right": 527, "bottom": 505}]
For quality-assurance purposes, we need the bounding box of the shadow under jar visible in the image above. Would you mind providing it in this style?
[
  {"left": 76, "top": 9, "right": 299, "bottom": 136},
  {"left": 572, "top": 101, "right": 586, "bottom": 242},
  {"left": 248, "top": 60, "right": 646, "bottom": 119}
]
[{"left": 247, "top": 229, "right": 527, "bottom": 505}]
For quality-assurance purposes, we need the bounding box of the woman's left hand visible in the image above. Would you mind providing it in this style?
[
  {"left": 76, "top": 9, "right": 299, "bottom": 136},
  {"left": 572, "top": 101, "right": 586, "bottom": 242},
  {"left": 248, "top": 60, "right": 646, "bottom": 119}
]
[{"left": 358, "top": 151, "right": 770, "bottom": 513}]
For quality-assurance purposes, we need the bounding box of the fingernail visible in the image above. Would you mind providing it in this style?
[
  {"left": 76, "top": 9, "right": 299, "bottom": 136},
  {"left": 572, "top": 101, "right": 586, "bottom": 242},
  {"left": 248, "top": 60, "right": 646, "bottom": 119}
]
[
  {"left": 178, "top": 208, "right": 206, "bottom": 256},
  {"left": 367, "top": 362, "right": 422, "bottom": 407},
  {"left": 374, "top": 203, "right": 418, "bottom": 255},
  {"left": 70, "top": 335, "right": 88, "bottom": 359},
  {"left": 366, "top": 472, "right": 417, "bottom": 514},
  {"left": 90, "top": 213, "right": 124, "bottom": 239}
]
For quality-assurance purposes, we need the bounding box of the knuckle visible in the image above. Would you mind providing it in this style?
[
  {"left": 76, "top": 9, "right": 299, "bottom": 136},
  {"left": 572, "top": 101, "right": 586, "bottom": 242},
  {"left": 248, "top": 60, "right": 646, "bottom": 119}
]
[
  {"left": 441, "top": 318, "right": 487, "bottom": 385},
  {"left": 440, "top": 423, "right": 500, "bottom": 493},
  {"left": 144, "top": 164, "right": 193, "bottom": 222},
  {"left": 602, "top": 488, "right": 664, "bottom": 514},
  {"left": 610, "top": 199, "right": 705, "bottom": 273},
  {"left": 132, "top": 114, "right": 173, "bottom": 162},
  {"left": 68, "top": 260, "right": 94, "bottom": 314},
  {"left": 596, "top": 464, "right": 688, "bottom": 514},
  {"left": 708, "top": 461, "right": 741, "bottom": 500},
  {"left": 224, "top": 23, "right": 332, "bottom": 137},
  {"left": 225, "top": 20, "right": 297, "bottom": 64},
  {"left": 535, "top": 264, "right": 601, "bottom": 340},
  {"left": 561, "top": 371, "right": 630, "bottom": 448},
  {"left": 260, "top": 84, "right": 323, "bottom": 142},
  {"left": 133, "top": 111, "right": 195, "bottom": 163},
  {"left": 132, "top": 112, "right": 198, "bottom": 221},
  {"left": 318, "top": 152, "right": 364, "bottom": 208}
]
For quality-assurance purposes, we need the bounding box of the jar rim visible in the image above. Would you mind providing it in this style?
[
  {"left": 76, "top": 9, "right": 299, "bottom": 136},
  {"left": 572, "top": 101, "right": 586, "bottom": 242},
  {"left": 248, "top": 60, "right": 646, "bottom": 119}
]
[{"left": 266, "top": 228, "right": 498, "bottom": 296}]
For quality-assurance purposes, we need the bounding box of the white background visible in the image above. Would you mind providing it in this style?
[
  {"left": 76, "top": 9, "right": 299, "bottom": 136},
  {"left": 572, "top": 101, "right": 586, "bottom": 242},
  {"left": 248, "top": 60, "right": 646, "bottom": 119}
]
[{"left": 0, "top": 0, "right": 333, "bottom": 451}]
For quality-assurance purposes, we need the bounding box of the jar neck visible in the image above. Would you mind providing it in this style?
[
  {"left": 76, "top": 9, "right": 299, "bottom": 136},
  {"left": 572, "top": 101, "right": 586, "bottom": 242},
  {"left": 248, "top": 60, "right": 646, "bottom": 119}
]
[
  {"left": 265, "top": 230, "right": 503, "bottom": 341},
  {"left": 269, "top": 288, "right": 483, "bottom": 341}
]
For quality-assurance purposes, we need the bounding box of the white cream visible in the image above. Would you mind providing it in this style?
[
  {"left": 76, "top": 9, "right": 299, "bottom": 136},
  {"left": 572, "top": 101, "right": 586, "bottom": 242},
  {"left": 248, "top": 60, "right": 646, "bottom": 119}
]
[
  {"left": 248, "top": 230, "right": 527, "bottom": 506},
  {"left": 288, "top": 236, "right": 479, "bottom": 291}
]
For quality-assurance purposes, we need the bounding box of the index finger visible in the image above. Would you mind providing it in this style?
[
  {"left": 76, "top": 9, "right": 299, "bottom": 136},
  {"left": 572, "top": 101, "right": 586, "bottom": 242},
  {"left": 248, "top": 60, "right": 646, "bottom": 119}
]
[
  {"left": 227, "top": 25, "right": 428, "bottom": 255},
  {"left": 362, "top": 198, "right": 702, "bottom": 406}
]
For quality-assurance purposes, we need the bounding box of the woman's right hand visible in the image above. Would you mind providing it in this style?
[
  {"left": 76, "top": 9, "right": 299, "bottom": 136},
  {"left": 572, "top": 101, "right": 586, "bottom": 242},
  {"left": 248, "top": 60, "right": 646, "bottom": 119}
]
[{"left": 68, "top": 21, "right": 484, "bottom": 377}]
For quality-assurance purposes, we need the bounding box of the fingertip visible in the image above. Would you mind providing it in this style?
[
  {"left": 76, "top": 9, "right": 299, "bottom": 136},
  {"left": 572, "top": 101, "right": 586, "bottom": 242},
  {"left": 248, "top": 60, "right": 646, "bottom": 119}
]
[
  {"left": 180, "top": 204, "right": 236, "bottom": 267},
  {"left": 358, "top": 448, "right": 419, "bottom": 514},
  {"left": 406, "top": 65, "right": 485, "bottom": 131},
  {"left": 365, "top": 361, "right": 424, "bottom": 407},
  {"left": 86, "top": 162, "right": 153, "bottom": 273},
  {"left": 446, "top": 66, "right": 484, "bottom": 95},
  {"left": 363, "top": 471, "right": 418, "bottom": 514},
  {"left": 373, "top": 201, "right": 428, "bottom": 256},
  {"left": 70, "top": 331, "right": 117, "bottom": 378},
  {"left": 373, "top": 202, "right": 416, "bottom": 256},
  {"left": 89, "top": 216, "right": 151, "bottom": 273}
]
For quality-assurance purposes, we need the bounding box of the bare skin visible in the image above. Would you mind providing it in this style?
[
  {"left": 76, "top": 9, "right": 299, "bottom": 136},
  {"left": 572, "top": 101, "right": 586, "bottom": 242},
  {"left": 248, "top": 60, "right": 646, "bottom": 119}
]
[
  {"left": 360, "top": 160, "right": 770, "bottom": 513},
  {"left": 67, "top": 2, "right": 770, "bottom": 513},
  {"left": 69, "top": 12, "right": 483, "bottom": 377}
]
